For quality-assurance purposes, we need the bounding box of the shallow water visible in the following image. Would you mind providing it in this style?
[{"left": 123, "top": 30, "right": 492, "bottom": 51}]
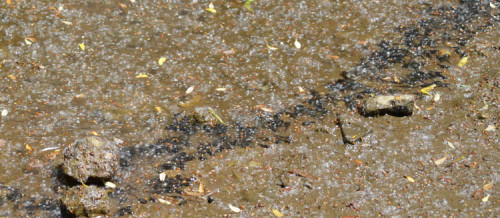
[{"left": 0, "top": 0, "right": 498, "bottom": 217}]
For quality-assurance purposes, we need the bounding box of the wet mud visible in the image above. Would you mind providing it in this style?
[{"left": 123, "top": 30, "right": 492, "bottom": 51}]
[{"left": 0, "top": 0, "right": 499, "bottom": 217}]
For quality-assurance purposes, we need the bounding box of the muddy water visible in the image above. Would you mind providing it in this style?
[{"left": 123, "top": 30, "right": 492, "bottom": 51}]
[{"left": 0, "top": 0, "right": 498, "bottom": 217}]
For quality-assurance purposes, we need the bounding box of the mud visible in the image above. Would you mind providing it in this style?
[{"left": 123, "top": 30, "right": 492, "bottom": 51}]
[{"left": 0, "top": 0, "right": 498, "bottom": 217}]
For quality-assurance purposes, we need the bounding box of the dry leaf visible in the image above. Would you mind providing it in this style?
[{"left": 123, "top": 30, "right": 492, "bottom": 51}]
[
  {"left": 158, "top": 57, "right": 167, "bottom": 66},
  {"left": 1, "top": 109, "right": 8, "bottom": 117},
  {"left": 420, "top": 84, "right": 436, "bottom": 95},
  {"left": 215, "top": 87, "right": 227, "bottom": 91},
  {"left": 155, "top": 106, "right": 162, "bottom": 113},
  {"left": 105, "top": 182, "right": 116, "bottom": 189},
  {"left": 25, "top": 144, "right": 33, "bottom": 152},
  {"left": 198, "top": 181, "right": 205, "bottom": 193},
  {"left": 136, "top": 74, "right": 148, "bottom": 78},
  {"left": 186, "top": 86, "right": 194, "bottom": 94},
  {"left": 159, "top": 172, "right": 166, "bottom": 181},
  {"left": 483, "top": 181, "right": 493, "bottom": 191},
  {"left": 89, "top": 131, "right": 100, "bottom": 136},
  {"left": 228, "top": 204, "right": 241, "bottom": 213},
  {"left": 158, "top": 198, "right": 171, "bottom": 204},
  {"left": 206, "top": 3, "right": 216, "bottom": 13},
  {"left": 482, "top": 194, "right": 490, "bottom": 202},
  {"left": 446, "top": 141, "right": 456, "bottom": 149},
  {"left": 272, "top": 209, "right": 284, "bottom": 217},
  {"left": 294, "top": 39, "right": 301, "bottom": 49},
  {"left": 255, "top": 105, "right": 274, "bottom": 113},
  {"left": 266, "top": 44, "right": 278, "bottom": 51},
  {"left": 7, "top": 75, "right": 16, "bottom": 80},
  {"left": 6, "top": 0, "right": 11, "bottom": 5},
  {"left": 434, "top": 156, "right": 447, "bottom": 165},
  {"left": 485, "top": 125, "right": 495, "bottom": 132},
  {"left": 457, "top": 56, "right": 468, "bottom": 67},
  {"left": 79, "top": 43, "right": 85, "bottom": 51},
  {"left": 405, "top": 176, "right": 415, "bottom": 183}
]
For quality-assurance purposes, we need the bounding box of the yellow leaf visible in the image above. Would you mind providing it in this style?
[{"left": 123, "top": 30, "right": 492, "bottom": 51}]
[
  {"left": 405, "top": 176, "right": 415, "bottom": 183},
  {"left": 272, "top": 209, "right": 284, "bottom": 217},
  {"left": 25, "top": 144, "right": 33, "bottom": 152},
  {"left": 206, "top": 3, "right": 216, "bottom": 13},
  {"left": 457, "top": 56, "right": 468, "bottom": 67},
  {"left": 79, "top": 43, "right": 85, "bottom": 51},
  {"left": 198, "top": 181, "right": 205, "bottom": 193},
  {"left": 158, "top": 57, "right": 167, "bottom": 66},
  {"left": 244, "top": 0, "right": 255, "bottom": 13},
  {"left": 483, "top": 181, "right": 493, "bottom": 191},
  {"left": 155, "top": 106, "right": 162, "bottom": 113},
  {"left": 434, "top": 156, "right": 447, "bottom": 165},
  {"left": 420, "top": 84, "right": 436, "bottom": 95},
  {"left": 136, "top": 74, "right": 149, "bottom": 78},
  {"left": 266, "top": 44, "right": 278, "bottom": 51},
  {"left": 89, "top": 131, "right": 100, "bottom": 136},
  {"left": 6, "top": 0, "right": 12, "bottom": 5},
  {"left": 7, "top": 75, "right": 16, "bottom": 80}
]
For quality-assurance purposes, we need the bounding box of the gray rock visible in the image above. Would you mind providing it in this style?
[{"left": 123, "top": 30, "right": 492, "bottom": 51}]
[
  {"left": 192, "top": 107, "right": 217, "bottom": 124},
  {"left": 63, "top": 136, "right": 119, "bottom": 183},
  {"left": 60, "top": 185, "right": 109, "bottom": 217},
  {"left": 359, "top": 94, "right": 415, "bottom": 117}
]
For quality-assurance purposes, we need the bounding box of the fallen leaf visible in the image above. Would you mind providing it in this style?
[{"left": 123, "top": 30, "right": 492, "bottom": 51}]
[
  {"left": 79, "top": 43, "right": 85, "bottom": 51},
  {"left": 7, "top": 75, "right": 16, "bottom": 80},
  {"left": 61, "top": 20, "right": 73, "bottom": 25},
  {"left": 198, "top": 181, "right": 205, "bottom": 193},
  {"left": 24, "top": 38, "right": 32, "bottom": 45},
  {"left": 272, "top": 209, "right": 284, "bottom": 217},
  {"left": 105, "top": 182, "right": 116, "bottom": 189},
  {"left": 420, "top": 84, "right": 436, "bottom": 95},
  {"left": 483, "top": 181, "right": 493, "bottom": 191},
  {"left": 158, "top": 57, "right": 167, "bottom": 66},
  {"left": 244, "top": 0, "right": 255, "bottom": 13},
  {"left": 228, "top": 204, "right": 241, "bottom": 213},
  {"left": 434, "top": 156, "right": 447, "bottom": 165},
  {"left": 294, "top": 39, "right": 301, "bottom": 49},
  {"left": 136, "top": 74, "right": 148, "bottom": 78},
  {"left": 1, "top": 109, "right": 7, "bottom": 117},
  {"left": 255, "top": 105, "right": 274, "bottom": 113},
  {"left": 155, "top": 106, "right": 162, "bottom": 113},
  {"left": 266, "top": 44, "right": 278, "bottom": 51},
  {"left": 446, "top": 141, "right": 456, "bottom": 149},
  {"left": 482, "top": 194, "right": 490, "bottom": 202},
  {"left": 206, "top": 2, "right": 216, "bottom": 13},
  {"left": 6, "top": 0, "right": 11, "bottom": 5},
  {"left": 405, "top": 176, "right": 415, "bottom": 183},
  {"left": 159, "top": 172, "right": 166, "bottom": 181},
  {"left": 186, "top": 86, "right": 194, "bottom": 94},
  {"left": 215, "top": 87, "right": 227, "bottom": 91},
  {"left": 89, "top": 131, "right": 100, "bottom": 136},
  {"left": 26, "top": 144, "right": 33, "bottom": 151},
  {"left": 158, "top": 198, "right": 171, "bottom": 204},
  {"left": 433, "top": 93, "right": 441, "bottom": 102},
  {"left": 485, "top": 124, "right": 495, "bottom": 132},
  {"left": 457, "top": 56, "right": 468, "bottom": 67}
]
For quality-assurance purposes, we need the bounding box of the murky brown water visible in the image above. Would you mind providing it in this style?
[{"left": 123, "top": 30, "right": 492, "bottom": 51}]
[{"left": 1, "top": 0, "right": 498, "bottom": 217}]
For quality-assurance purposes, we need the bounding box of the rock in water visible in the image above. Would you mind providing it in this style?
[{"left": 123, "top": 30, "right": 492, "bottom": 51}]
[
  {"left": 359, "top": 94, "right": 415, "bottom": 117},
  {"left": 63, "top": 136, "right": 119, "bottom": 183},
  {"left": 60, "top": 185, "right": 109, "bottom": 217}
]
